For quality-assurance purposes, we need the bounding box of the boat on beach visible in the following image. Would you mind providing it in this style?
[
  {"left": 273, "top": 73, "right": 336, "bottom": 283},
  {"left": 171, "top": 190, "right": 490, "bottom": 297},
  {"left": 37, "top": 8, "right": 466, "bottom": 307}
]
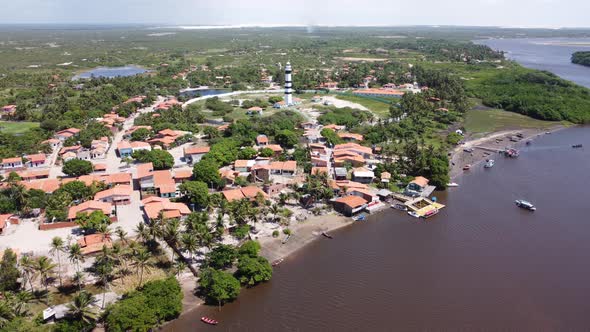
[
  {"left": 463, "top": 164, "right": 471, "bottom": 171},
  {"left": 447, "top": 182, "right": 459, "bottom": 187},
  {"left": 484, "top": 159, "right": 495, "bottom": 168},
  {"left": 322, "top": 231, "right": 333, "bottom": 239},
  {"left": 515, "top": 200, "right": 536, "bottom": 211},
  {"left": 201, "top": 317, "right": 218, "bottom": 325},
  {"left": 352, "top": 214, "right": 366, "bottom": 222},
  {"left": 272, "top": 258, "right": 284, "bottom": 266}
]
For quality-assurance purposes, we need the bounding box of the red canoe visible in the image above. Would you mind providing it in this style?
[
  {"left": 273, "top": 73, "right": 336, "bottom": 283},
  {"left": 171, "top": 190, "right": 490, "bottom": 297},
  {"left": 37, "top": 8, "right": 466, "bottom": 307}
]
[{"left": 201, "top": 317, "right": 218, "bottom": 325}]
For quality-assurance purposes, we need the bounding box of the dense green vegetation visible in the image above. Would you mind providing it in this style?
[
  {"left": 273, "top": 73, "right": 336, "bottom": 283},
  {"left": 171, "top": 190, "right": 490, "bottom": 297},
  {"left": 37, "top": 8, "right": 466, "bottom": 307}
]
[
  {"left": 571, "top": 51, "right": 590, "bottom": 67},
  {"left": 469, "top": 67, "right": 590, "bottom": 123},
  {"left": 104, "top": 277, "right": 183, "bottom": 332}
]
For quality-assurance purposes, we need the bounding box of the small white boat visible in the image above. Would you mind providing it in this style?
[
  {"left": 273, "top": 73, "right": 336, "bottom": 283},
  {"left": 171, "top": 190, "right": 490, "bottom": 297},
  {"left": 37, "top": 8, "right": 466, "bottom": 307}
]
[
  {"left": 407, "top": 211, "right": 420, "bottom": 218},
  {"left": 515, "top": 200, "right": 536, "bottom": 211},
  {"left": 447, "top": 182, "right": 459, "bottom": 187},
  {"left": 484, "top": 159, "right": 495, "bottom": 168}
]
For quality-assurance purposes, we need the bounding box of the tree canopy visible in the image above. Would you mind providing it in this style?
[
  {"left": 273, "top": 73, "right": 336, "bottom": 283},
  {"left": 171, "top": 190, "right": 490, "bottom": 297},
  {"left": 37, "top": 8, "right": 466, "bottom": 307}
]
[{"left": 62, "top": 159, "right": 94, "bottom": 177}]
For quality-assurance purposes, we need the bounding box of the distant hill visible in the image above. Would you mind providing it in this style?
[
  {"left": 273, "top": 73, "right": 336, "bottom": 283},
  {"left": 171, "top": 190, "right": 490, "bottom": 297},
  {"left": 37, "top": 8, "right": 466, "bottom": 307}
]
[{"left": 571, "top": 51, "right": 590, "bottom": 67}]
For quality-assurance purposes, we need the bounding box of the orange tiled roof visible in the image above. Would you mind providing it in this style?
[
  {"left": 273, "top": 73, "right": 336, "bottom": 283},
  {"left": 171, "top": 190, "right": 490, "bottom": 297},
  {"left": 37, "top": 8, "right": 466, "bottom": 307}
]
[
  {"left": 410, "top": 176, "right": 429, "bottom": 188},
  {"left": 184, "top": 146, "right": 210, "bottom": 155},
  {"left": 266, "top": 144, "right": 283, "bottom": 153},
  {"left": 94, "top": 185, "right": 132, "bottom": 201},
  {"left": 136, "top": 163, "right": 154, "bottom": 179},
  {"left": 269, "top": 161, "right": 297, "bottom": 172},
  {"left": 142, "top": 197, "right": 190, "bottom": 220},
  {"left": 153, "top": 170, "right": 176, "bottom": 194},
  {"left": 22, "top": 179, "right": 60, "bottom": 193},
  {"left": 67, "top": 201, "right": 112, "bottom": 220},
  {"left": 334, "top": 195, "right": 368, "bottom": 209},
  {"left": 1, "top": 157, "right": 22, "bottom": 164}
]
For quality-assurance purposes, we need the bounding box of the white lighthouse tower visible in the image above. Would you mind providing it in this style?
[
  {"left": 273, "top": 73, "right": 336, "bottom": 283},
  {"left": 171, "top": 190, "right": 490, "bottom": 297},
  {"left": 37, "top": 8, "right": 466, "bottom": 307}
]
[{"left": 284, "top": 62, "right": 293, "bottom": 106}]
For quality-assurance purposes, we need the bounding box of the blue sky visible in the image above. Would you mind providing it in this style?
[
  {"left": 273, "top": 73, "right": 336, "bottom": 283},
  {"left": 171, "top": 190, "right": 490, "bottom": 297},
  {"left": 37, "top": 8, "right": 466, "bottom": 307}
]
[{"left": 1, "top": 0, "right": 588, "bottom": 28}]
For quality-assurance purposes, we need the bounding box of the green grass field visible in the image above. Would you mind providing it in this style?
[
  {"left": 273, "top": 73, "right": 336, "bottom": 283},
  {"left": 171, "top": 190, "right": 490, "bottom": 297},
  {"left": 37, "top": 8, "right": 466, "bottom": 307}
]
[
  {"left": 334, "top": 94, "right": 394, "bottom": 118},
  {"left": 464, "top": 109, "right": 566, "bottom": 134},
  {"left": 0, "top": 121, "right": 39, "bottom": 134}
]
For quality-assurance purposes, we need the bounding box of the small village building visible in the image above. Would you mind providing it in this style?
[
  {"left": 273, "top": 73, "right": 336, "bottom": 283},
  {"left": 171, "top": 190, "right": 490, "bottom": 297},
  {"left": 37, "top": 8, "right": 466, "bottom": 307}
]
[
  {"left": 222, "top": 186, "right": 269, "bottom": 202},
  {"left": 256, "top": 134, "right": 269, "bottom": 146},
  {"left": 141, "top": 196, "right": 191, "bottom": 220},
  {"left": 94, "top": 185, "right": 133, "bottom": 205},
  {"left": 0, "top": 214, "right": 19, "bottom": 234},
  {"left": 380, "top": 171, "right": 391, "bottom": 183},
  {"left": 55, "top": 128, "right": 81, "bottom": 141},
  {"left": 173, "top": 169, "right": 192, "bottom": 183},
  {"left": 183, "top": 146, "right": 210, "bottom": 163},
  {"left": 273, "top": 98, "right": 301, "bottom": 109},
  {"left": 15, "top": 169, "right": 50, "bottom": 181},
  {"left": 332, "top": 196, "right": 368, "bottom": 216},
  {"left": 41, "top": 138, "right": 60, "bottom": 150},
  {"left": 269, "top": 161, "right": 297, "bottom": 176},
  {"left": 352, "top": 167, "right": 375, "bottom": 184},
  {"left": 265, "top": 144, "right": 284, "bottom": 156},
  {"left": 117, "top": 141, "right": 151, "bottom": 157},
  {"left": 234, "top": 160, "right": 255, "bottom": 173},
  {"left": 67, "top": 201, "right": 114, "bottom": 222},
  {"left": 334, "top": 167, "right": 348, "bottom": 180},
  {"left": 77, "top": 234, "right": 112, "bottom": 255},
  {"left": 21, "top": 179, "right": 60, "bottom": 193},
  {"left": 338, "top": 132, "right": 364, "bottom": 142},
  {"left": 318, "top": 82, "right": 338, "bottom": 90},
  {"left": 137, "top": 163, "right": 155, "bottom": 191},
  {"left": 323, "top": 124, "right": 345, "bottom": 132},
  {"left": 1, "top": 105, "right": 17, "bottom": 118},
  {"left": 405, "top": 176, "right": 430, "bottom": 197},
  {"left": 247, "top": 107, "right": 263, "bottom": 116},
  {"left": 1, "top": 157, "right": 23, "bottom": 170},
  {"left": 348, "top": 188, "right": 379, "bottom": 203},
  {"left": 301, "top": 122, "right": 316, "bottom": 129},
  {"left": 92, "top": 163, "right": 107, "bottom": 173}
]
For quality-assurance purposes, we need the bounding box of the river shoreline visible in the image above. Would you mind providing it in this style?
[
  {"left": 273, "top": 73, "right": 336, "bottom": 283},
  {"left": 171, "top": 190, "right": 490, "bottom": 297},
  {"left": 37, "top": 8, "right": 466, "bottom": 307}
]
[
  {"left": 449, "top": 124, "right": 568, "bottom": 179},
  {"left": 170, "top": 124, "right": 570, "bottom": 325}
]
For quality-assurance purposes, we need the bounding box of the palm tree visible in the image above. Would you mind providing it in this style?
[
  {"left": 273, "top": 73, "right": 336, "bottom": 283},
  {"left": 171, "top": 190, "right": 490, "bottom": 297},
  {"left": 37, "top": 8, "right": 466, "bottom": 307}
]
[
  {"left": 49, "top": 237, "right": 65, "bottom": 287},
  {"left": 115, "top": 226, "right": 128, "bottom": 244},
  {"left": 18, "top": 256, "right": 36, "bottom": 292},
  {"left": 134, "top": 223, "right": 150, "bottom": 244},
  {"left": 10, "top": 291, "right": 33, "bottom": 317},
  {"left": 0, "top": 300, "right": 15, "bottom": 329},
  {"left": 94, "top": 259, "right": 114, "bottom": 309},
  {"left": 67, "top": 291, "right": 98, "bottom": 324},
  {"left": 131, "top": 248, "right": 153, "bottom": 287},
  {"left": 72, "top": 271, "right": 85, "bottom": 292},
  {"left": 171, "top": 258, "right": 187, "bottom": 278},
  {"left": 162, "top": 218, "right": 181, "bottom": 261},
  {"left": 269, "top": 204, "right": 280, "bottom": 222},
  {"left": 181, "top": 233, "right": 198, "bottom": 263},
  {"left": 35, "top": 256, "right": 57, "bottom": 293},
  {"left": 96, "top": 223, "right": 111, "bottom": 242},
  {"left": 68, "top": 243, "right": 85, "bottom": 273}
]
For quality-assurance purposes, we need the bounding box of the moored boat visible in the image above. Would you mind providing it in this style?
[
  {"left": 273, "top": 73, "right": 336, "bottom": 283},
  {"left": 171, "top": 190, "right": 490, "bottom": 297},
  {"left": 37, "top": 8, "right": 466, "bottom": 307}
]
[
  {"left": 272, "top": 258, "right": 284, "bottom": 266},
  {"left": 201, "top": 317, "right": 218, "bottom": 325},
  {"left": 407, "top": 211, "right": 420, "bottom": 218},
  {"left": 422, "top": 209, "right": 439, "bottom": 219},
  {"left": 515, "top": 199, "right": 536, "bottom": 211},
  {"left": 391, "top": 203, "right": 408, "bottom": 211},
  {"left": 572, "top": 144, "right": 583, "bottom": 148},
  {"left": 484, "top": 159, "right": 495, "bottom": 168},
  {"left": 463, "top": 164, "right": 471, "bottom": 171},
  {"left": 447, "top": 182, "right": 459, "bottom": 187}
]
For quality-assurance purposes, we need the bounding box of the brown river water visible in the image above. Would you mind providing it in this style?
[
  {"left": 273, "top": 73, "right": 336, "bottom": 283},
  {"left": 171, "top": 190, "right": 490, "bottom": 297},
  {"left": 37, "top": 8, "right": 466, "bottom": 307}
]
[
  {"left": 167, "top": 127, "right": 590, "bottom": 331},
  {"left": 166, "top": 38, "right": 590, "bottom": 331}
]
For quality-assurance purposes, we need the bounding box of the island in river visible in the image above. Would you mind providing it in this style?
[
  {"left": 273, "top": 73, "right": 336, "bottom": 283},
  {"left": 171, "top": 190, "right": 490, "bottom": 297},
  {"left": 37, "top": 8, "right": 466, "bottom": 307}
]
[{"left": 571, "top": 51, "right": 590, "bottom": 67}]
